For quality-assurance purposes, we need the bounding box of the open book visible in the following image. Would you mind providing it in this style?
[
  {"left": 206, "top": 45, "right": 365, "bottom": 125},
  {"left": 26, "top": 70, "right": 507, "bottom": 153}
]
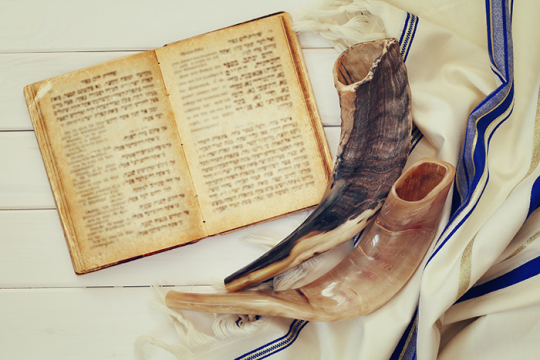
[{"left": 23, "top": 12, "right": 333, "bottom": 274}]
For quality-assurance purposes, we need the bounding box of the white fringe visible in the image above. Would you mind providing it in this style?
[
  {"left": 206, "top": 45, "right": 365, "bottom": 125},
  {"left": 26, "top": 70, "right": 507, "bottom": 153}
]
[
  {"left": 134, "top": 286, "right": 215, "bottom": 359},
  {"left": 242, "top": 234, "right": 282, "bottom": 250},
  {"left": 293, "top": 0, "right": 387, "bottom": 52},
  {"left": 135, "top": 286, "right": 268, "bottom": 359},
  {"left": 209, "top": 277, "right": 227, "bottom": 293},
  {"left": 135, "top": 234, "right": 355, "bottom": 358},
  {"left": 213, "top": 314, "right": 267, "bottom": 340},
  {"left": 136, "top": 1, "right": 392, "bottom": 356},
  {"left": 134, "top": 231, "right": 354, "bottom": 357}
]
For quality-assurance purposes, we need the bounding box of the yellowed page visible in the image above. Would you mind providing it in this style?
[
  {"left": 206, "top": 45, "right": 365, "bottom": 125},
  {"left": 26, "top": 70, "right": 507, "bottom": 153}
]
[
  {"left": 157, "top": 13, "right": 331, "bottom": 235},
  {"left": 25, "top": 51, "right": 206, "bottom": 273}
]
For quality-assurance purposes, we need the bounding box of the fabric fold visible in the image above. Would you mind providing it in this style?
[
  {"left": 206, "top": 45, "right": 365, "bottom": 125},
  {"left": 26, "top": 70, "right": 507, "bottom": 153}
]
[{"left": 136, "top": 1, "right": 540, "bottom": 359}]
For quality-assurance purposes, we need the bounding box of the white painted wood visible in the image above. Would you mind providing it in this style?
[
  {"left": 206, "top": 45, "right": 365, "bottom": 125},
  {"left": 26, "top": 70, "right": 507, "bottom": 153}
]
[
  {"left": 0, "top": 127, "right": 340, "bottom": 287},
  {"left": 324, "top": 126, "right": 341, "bottom": 161},
  {"left": 0, "top": 127, "right": 340, "bottom": 209},
  {"left": 0, "top": 52, "right": 136, "bottom": 131},
  {"left": 0, "top": 208, "right": 305, "bottom": 287},
  {"left": 303, "top": 50, "right": 342, "bottom": 126},
  {"left": 0, "top": 49, "right": 340, "bottom": 131},
  {"left": 0, "top": 286, "right": 214, "bottom": 360},
  {"left": 0, "top": 3, "right": 341, "bottom": 358},
  {"left": 0, "top": 0, "right": 331, "bottom": 53},
  {"left": 0, "top": 131, "right": 55, "bottom": 209}
]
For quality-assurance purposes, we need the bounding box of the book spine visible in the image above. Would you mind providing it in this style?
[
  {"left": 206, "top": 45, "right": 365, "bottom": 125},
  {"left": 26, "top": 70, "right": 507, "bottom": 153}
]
[{"left": 23, "top": 84, "right": 87, "bottom": 274}]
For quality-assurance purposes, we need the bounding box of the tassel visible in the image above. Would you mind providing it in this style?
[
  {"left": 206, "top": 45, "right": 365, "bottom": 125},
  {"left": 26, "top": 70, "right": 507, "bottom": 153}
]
[
  {"left": 137, "top": 0, "right": 393, "bottom": 354},
  {"left": 135, "top": 286, "right": 268, "bottom": 359},
  {"left": 134, "top": 286, "right": 216, "bottom": 359},
  {"left": 242, "top": 234, "right": 282, "bottom": 250},
  {"left": 212, "top": 314, "right": 269, "bottom": 340},
  {"left": 293, "top": 0, "right": 387, "bottom": 52}
]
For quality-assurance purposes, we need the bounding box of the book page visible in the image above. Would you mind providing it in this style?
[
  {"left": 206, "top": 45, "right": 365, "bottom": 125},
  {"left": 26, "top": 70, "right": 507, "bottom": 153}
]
[
  {"left": 26, "top": 51, "right": 206, "bottom": 272},
  {"left": 157, "top": 13, "right": 331, "bottom": 235}
]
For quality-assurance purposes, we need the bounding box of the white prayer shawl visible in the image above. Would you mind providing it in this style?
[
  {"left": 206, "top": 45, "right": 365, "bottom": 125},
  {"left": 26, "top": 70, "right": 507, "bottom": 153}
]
[{"left": 136, "top": 0, "right": 540, "bottom": 359}]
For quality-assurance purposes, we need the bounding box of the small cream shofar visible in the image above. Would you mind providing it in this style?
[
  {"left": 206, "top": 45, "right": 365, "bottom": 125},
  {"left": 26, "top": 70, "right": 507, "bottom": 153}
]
[
  {"left": 166, "top": 158, "right": 455, "bottom": 321},
  {"left": 221, "top": 38, "right": 413, "bottom": 293}
]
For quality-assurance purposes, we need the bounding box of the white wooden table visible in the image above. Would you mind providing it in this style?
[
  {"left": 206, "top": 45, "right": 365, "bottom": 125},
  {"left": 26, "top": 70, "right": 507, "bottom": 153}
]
[{"left": 0, "top": 1, "right": 344, "bottom": 358}]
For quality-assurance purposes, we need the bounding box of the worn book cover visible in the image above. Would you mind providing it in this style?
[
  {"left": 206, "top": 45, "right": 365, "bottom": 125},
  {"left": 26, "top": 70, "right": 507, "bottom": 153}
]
[{"left": 23, "top": 12, "right": 333, "bottom": 274}]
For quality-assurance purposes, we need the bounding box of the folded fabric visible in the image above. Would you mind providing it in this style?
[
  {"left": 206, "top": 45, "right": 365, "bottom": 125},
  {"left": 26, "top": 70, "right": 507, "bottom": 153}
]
[{"left": 136, "top": 0, "right": 540, "bottom": 359}]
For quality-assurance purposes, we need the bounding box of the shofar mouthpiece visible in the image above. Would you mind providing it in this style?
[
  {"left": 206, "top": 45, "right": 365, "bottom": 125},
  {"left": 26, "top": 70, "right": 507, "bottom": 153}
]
[
  {"left": 224, "top": 38, "right": 413, "bottom": 293},
  {"left": 166, "top": 158, "right": 456, "bottom": 321}
]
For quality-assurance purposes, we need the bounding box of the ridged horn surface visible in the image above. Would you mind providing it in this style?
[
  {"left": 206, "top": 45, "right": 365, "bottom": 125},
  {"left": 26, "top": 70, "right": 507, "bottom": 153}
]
[
  {"left": 223, "top": 38, "right": 413, "bottom": 292},
  {"left": 167, "top": 158, "right": 455, "bottom": 321}
]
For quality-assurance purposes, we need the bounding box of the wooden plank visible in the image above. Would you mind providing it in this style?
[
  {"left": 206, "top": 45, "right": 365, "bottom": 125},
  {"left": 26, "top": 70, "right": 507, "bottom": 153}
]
[
  {"left": 0, "top": 3, "right": 340, "bottom": 358},
  {"left": 0, "top": 127, "right": 340, "bottom": 209},
  {"left": 0, "top": 286, "right": 214, "bottom": 360},
  {"left": 0, "top": 129, "right": 340, "bottom": 287},
  {"left": 0, "top": 49, "right": 340, "bottom": 131},
  {"left": 0, "top": 208, "right": 310, "bottom": 287},
  {"left": 302, "top": 50, "right": 341, "bottom": 126},
  {"left": 0, "top": 52, "right": 133, "bottom": 131},
  {"left": 0, "top": 0, "right": 331, "bottom": 53},
  {"left": 0, "top": 131, "right": 55, "bottom": 209}
]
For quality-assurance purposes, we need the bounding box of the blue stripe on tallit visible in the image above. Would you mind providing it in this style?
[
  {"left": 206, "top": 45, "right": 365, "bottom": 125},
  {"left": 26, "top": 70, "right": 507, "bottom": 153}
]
[
  {"left": 235, "top": 320, "right": 308, "bottom": 360},
  {"left": 451, "top": 0, "right": 514, "bottom": 214},
  {"left": 391, "top": 0, "right": 515, "bottom": 358},
  {"left": 399, "top": 13, "right": 419, "bottom": 63},
  {"left": 434, "top": 0, "right": 514, "bottom": 268},
  {"left": 455, "top": 174, "right": 540, "bottom": 303},
  {"left": 528, "top": 175, "right": 540, "bottom": 218},
  {"left": 409, "top": 124, "right": 423, "bottom": 154},
  {"left": 432, "top": 96, "right": 514, "bottom": 260},
  {"left": 235, "top": 12, "right": 424, "bottom": 360},
  {"left": 389, "top": 309, "right": 418, "bottom": 360},
  {"left": 398, "top": 12, "right": 423, "bottom": 151},
  {"left": 456, "top": 256, "right": 540, "bottom": 304}
]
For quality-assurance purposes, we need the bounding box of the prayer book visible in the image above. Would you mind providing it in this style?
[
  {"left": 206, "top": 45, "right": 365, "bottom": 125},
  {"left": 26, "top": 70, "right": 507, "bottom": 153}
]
[{"left": 23, "top": 12, "right": 333, "bottom": 274}]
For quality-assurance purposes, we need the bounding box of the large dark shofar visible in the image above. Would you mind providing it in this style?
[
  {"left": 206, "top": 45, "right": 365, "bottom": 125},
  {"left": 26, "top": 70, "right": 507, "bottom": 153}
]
[
  {"left": 224, "top": 38, "right": 413, "bottom": 292},
  {"left": 166, "top": 158, "right": 455, "bottom": 321}
]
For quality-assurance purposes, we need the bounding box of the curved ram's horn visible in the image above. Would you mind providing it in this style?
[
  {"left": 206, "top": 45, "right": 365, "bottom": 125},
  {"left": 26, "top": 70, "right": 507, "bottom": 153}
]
[
  {"left": 166, "top": 158, "right": 455, "bottom": 321},
  {"left": 223, "top": 38, "right": 413, "bottom": 292}
]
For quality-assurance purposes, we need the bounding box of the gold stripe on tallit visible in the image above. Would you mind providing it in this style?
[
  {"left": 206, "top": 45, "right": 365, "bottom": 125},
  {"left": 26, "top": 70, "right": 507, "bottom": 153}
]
[
  {"left": 456, "top": 235, "right": 476, "bottom": 300},
  {"left": 506, "top": 230, "right": 540, "bottom": 260},
  {"left": 435, "top": 318, "right": 443, "bottom": 334},
  {"left": 504, "top": 88, "right": 540, "bottom": 259},
  {"left": 397, "top": 312, "right": 418, "bottom": 360},
  {"left": 525, "top": 88, "right": 540, "bottom": 178}
]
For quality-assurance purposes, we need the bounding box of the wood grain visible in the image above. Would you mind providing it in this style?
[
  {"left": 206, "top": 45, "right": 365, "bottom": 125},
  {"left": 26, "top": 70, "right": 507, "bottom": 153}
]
[
  {"left": 0, "top": 2, "right": 339, "bottom": 358},
  {"left": 0, "top": 0, "right": 331, "bottom": 53},
  {"left": 0, "top": 128, "right": 339, "bottom": 209},
  {"left": 0, "top": 128, "right": 340, "bottom": 287},
  {"left": 0, "top": 50, "right": 340, "bottom": 131},
  {"left": 0, "top": 286, "right": 215, "bottom": 360}
]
